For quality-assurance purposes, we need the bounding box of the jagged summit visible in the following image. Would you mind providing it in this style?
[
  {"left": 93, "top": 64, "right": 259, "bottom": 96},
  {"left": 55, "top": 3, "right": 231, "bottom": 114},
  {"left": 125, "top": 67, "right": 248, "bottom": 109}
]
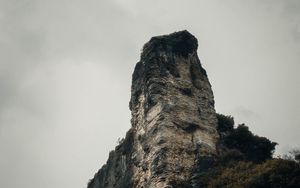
[{"left": 141, "top": 30, "right": 198, "bottom": 59}]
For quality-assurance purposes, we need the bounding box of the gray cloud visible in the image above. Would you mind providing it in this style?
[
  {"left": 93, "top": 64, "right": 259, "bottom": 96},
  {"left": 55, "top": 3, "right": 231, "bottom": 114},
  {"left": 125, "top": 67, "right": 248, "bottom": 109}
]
[{"left": 0, "top": 0, "right": 299, "bottom": 188}]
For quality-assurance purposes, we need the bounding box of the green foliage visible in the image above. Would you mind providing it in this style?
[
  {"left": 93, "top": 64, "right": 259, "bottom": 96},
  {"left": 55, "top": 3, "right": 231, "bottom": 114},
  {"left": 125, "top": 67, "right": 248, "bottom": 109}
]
[
  {"left": 216, "top": 113, "right": 234, "bottom": 132},
  {"left": 224, "top": 124, "right": 277, "bottom": 163},
  {"left": 193, "top": 158, "right": 300, "bottom": 188},
  {"left": 192, "top": 114, "right": 297, "bottom": 188},
  {"left": 217, "top": 149, "right": 245, "bottom": 166},
  {"left": 216, "top": 113, "right": 277, "bottom": 163},
  {"left": 208, "top": 159, "right": 300, "bottom": 188}
]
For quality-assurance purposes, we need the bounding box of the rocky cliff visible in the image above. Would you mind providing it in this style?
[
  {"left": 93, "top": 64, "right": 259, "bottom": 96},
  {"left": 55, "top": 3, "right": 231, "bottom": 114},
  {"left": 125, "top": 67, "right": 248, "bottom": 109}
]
[
  {"left": 87, "top": 30, "right": 300, "bottom": 188},
  {"left": 88, "top": 30, "right": 219, "bottom": 188}
]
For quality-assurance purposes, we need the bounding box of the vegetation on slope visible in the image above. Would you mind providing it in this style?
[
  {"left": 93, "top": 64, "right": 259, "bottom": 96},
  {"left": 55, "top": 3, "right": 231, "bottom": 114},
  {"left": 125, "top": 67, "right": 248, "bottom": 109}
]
[{"left": 191, "top": 114, "right": 300, "bottom": 188}]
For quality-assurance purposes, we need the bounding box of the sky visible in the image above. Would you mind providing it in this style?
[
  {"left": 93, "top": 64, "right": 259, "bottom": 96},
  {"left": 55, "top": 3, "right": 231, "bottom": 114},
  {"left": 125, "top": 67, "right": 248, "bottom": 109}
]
[{"left": 0, "top": 0, "right": 299, "bottom": 187}]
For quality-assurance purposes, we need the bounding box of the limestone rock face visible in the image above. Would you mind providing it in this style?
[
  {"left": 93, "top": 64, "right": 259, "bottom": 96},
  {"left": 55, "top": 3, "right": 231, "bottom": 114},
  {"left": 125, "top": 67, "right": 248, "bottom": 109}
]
[{"left": 88, "top": 31, "right": 219, "bottom": 188}]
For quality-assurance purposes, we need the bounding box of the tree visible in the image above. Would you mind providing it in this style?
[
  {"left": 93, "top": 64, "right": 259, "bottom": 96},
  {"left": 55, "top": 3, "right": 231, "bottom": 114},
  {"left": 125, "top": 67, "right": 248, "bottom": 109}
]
[{"left": 224, "top": 124, "right": 277, "bottom": 163}]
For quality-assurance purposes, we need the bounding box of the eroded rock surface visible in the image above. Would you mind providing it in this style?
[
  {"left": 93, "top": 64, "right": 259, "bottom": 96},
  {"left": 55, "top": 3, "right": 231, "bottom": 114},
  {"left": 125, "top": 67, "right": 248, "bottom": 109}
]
[{"left": 88, "top": 30, "right": 219, "bottom": 188}]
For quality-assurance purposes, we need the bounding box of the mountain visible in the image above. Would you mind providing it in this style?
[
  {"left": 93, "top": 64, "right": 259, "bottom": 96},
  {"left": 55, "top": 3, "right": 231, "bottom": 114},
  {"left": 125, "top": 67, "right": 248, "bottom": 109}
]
[{"left": 87, "top": 31, "right": 300, "bottom": 188}]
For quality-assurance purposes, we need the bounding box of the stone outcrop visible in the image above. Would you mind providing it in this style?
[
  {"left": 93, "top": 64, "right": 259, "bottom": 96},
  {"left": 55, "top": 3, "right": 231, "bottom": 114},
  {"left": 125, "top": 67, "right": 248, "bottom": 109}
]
[{"left": 88, "top": 30, "right": 219, "bottom": 188}]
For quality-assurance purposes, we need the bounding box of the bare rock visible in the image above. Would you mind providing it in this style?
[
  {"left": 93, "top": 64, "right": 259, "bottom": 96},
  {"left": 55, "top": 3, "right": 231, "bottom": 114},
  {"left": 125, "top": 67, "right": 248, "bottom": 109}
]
[{"left": 88, "top": 30, "right": 219, "bottom": 188}]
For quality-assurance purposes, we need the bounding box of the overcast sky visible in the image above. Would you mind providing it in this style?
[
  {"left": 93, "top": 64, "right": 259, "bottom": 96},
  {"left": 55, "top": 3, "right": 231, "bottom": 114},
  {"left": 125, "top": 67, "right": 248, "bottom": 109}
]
[{"left": 0, "top": 0, "right": 299, "bottom": 188}]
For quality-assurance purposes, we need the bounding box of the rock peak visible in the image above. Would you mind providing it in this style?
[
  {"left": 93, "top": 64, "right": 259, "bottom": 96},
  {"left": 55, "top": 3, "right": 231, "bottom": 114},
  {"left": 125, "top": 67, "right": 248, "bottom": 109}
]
[
  {"left": 141, "top": 30, "right": 198, "bottom": 59},
  {"left": 88, "top": 31, "right": 218, "bottom": 188},
  {"left": 87, "top": 31, "right": 298, "bottom": 188}
]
